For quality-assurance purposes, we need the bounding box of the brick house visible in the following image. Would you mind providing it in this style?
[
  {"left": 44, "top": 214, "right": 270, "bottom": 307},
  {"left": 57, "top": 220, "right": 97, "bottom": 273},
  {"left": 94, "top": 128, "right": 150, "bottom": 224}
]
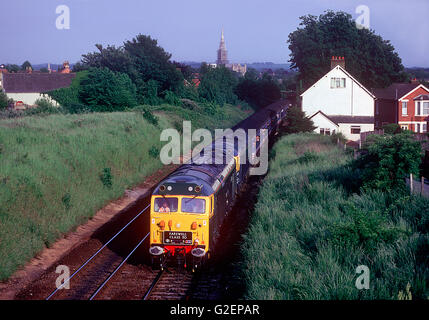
[{"left": 373, "top": 81, "right": 429, "bottom": 133}]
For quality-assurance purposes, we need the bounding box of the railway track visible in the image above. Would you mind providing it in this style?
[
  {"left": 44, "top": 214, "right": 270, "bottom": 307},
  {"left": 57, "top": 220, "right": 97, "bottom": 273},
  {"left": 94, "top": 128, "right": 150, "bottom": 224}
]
[
  {"left": 43, "top": 204, "right": 152, "bottom": 300},
  {"left": 15, "top": 165, "right": 263, "bottom": 300}
]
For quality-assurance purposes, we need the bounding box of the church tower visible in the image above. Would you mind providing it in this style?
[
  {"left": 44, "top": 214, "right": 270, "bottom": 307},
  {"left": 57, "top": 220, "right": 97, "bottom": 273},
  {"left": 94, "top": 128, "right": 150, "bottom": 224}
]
[{"left": 216, "top": 29, "right": 229, "bottom": 65}]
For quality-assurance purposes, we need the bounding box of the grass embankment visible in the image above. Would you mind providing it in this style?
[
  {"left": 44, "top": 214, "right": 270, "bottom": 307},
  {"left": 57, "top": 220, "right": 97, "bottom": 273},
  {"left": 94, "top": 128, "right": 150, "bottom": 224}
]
[
  {"left": 242, "top": 134, "right": 429, "bottom": 300},
  {"left": 0, "top": 104, "right": 250, "bottom": 280}
]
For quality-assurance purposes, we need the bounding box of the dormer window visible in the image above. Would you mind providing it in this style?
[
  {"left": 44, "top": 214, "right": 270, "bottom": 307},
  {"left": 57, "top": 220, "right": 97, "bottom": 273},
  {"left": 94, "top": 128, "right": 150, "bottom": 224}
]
[{"left": 330, "top": 77, "right": 346, "bottom": 88}]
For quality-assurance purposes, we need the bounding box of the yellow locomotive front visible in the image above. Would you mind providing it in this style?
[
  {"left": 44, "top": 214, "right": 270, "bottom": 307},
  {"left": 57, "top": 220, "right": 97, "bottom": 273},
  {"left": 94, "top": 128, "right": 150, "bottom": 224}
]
[{"left": 149, "top": 180, "right": 213, "bottom": 271}]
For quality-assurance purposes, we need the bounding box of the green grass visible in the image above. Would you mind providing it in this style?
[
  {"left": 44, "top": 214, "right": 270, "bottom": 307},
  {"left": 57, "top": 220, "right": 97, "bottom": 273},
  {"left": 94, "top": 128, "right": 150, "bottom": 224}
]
[
  {"left": 0, "top": 104, "right": 250, "bottom": 280},
  {"left": 242, "top": 134, "right": 429, "bottom": 300}
]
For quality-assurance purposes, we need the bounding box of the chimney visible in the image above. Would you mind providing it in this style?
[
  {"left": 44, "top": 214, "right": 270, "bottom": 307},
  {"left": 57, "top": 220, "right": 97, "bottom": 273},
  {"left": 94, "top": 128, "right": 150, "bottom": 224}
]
[{"left": 331, "top": 56, "right": 345, "bottom": 70}]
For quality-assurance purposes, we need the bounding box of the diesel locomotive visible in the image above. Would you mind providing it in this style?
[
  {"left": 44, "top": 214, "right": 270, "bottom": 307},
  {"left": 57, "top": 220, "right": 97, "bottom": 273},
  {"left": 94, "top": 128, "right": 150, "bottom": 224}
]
[{"left": 149, "top": 100, "right": 289, "bottom": 271}]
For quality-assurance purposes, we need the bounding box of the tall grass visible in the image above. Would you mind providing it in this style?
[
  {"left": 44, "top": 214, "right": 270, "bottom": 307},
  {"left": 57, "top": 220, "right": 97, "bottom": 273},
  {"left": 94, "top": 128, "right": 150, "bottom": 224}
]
[
  {"left": 0, "top": 104, "right": 249, "bottom": 280},
  {"left": 242, "top": 134, "right": 429, "bottom": 300}
]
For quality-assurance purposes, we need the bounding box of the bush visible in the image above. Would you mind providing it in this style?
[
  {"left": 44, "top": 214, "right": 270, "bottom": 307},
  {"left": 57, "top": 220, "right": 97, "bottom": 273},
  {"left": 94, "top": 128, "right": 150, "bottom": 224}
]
[
  {"left": 0, "top": 90, "right": 13, "bottom": 109},
  {"left": 99, "top": 167, "right": 113, "bottom": 188},
  {"left": 355, "top": 133, "right": 422, "bottom": 191},
  {"left": 141, "top": 108, "right": 159, "bottom": 127},
  {"left": 382, "top": 123, "right": 401, "bottom": 134},
  {"left": 283, "top": 106, "right": 316, "bottom": 134},
  {"left": 163, "top": 90, "right": 182, "bottom": 106},
  {"left": 31, "top": 98, "right": 61, "bottom": 114},
  {"left": 78, "top": 67, "right": 138, "bottom": 111}
]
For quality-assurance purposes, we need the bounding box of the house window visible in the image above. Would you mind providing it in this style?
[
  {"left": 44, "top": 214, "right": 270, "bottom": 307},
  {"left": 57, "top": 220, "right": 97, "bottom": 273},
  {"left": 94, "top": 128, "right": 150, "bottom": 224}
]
[
  {"left": 417, "top": 102, "right": 421, "bottom": 115},
  {"left": 416, "top": 123, "right": 420, "bottom": 133},
  {"left": 351, "top": 126, "right": 361, "bottom": 134},
  {"left": 402, "top": 101, "right": 408, "bottom": 115},
  {"left": 330, "top": 77, "right": 346, "bottom": 88},
  {"left": 320, "top": 128, "right": 325, "bottom": 135},
  {"left": 325, "top": 128, "right": 331, "bottom": 135},
  {"left": 423, "top": 123, "right": 427, "bottom": 133},
  {"left": 424, "top": 102, "right": 429, "bottom": 115},
  {"left": 401, "top": 124, "right": 409, "bottom": 130}
]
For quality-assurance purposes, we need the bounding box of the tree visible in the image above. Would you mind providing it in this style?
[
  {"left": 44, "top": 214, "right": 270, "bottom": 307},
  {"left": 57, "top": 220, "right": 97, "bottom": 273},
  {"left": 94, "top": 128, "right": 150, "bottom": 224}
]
[
  {"left": 80, "top": 34, "right": 183, "bottom": 103},
  {"left": 198, "top": 66, "right": 239, "bottom": 106},
  {"left": 283, "top": 106, "right": 316, "bottom": 133},
  {"left": 78, "top": 68, "right": 137, "bottom": 112},
  {"left": 355, "top": 133, "right": 422, "bottom": 191},
  {"left": 288, "top": 11, "right": 406, "bottom": 91},
  {"left": 5, "top": 64, "right": 20, "bottom": 73},
  {"left": 235, "top": 72, "right": 281, "bottom": 109},
  {"left": 0, "top": 90, "right": 12, "bottom": 109},
  {"left": 21, "top": 60, "right": 32, "bottom": 71},
  {"left": 40, "top": 67, "right": 49, "bottom": 73}
]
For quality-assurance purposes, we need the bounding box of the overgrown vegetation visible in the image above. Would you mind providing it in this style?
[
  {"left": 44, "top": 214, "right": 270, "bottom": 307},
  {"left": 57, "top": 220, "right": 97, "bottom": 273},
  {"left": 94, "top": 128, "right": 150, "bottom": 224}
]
[
  {"left": 242, "top": 134, "right": 428, "bottom": 299},
  {"left": 355, "top": 133, "right": 422, "bottom": 191},
  {"left": 282, "top": 106, "right": 316, "bottom": 134},
  {"left": 0, "top": 104, "right": 250, "bottom": 280}
]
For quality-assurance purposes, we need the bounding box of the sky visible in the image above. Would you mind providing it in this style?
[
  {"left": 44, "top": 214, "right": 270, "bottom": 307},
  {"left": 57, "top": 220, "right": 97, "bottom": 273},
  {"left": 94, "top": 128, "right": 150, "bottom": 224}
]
[{"left": 0, "top": 0, "right": 428, "bottom": 67}]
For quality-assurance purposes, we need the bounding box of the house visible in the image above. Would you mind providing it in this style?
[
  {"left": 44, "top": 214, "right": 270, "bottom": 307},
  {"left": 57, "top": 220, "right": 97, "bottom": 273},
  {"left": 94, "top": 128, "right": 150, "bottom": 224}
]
[
  {"left": 1, "top": 72, "right": 75, "bottom": 108},
  {"left": 373, "top": 81, "right": 429, "bottom": 133},
  {"left": 301, "top": 57, "right": 375, "bottom": 141},
  {"left": 309, "top": 111, "right": 374, "bottom": 141}
]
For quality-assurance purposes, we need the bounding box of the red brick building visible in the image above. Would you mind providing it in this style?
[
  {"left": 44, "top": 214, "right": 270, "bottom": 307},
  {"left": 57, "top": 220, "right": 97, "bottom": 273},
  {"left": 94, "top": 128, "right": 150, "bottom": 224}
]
[{"left": 373, "top": 82, "right": 429, "bottom": 133}]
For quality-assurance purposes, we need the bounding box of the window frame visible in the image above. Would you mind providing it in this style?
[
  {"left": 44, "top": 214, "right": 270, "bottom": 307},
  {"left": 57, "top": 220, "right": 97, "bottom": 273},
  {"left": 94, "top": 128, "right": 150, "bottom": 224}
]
[
  {"left": 330, "top": 77, "right": 346, "bottom": 88},
  {"left": 350, "top": 126, "right": 361, "bottom": 134},
  {"left": 401, "top": 101, "right": 408, "bottom": 115},
  {"left": 181, "top": 197, "right": 207, "bottom": 214}
]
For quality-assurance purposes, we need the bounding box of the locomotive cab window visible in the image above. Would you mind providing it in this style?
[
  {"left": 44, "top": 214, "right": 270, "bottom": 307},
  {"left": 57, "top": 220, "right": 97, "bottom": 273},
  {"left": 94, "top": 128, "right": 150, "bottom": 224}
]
[
  {"left": 181, "top": 198, "right": 206, "bottom": 214},
  {"left": 154, "top": 197, "right": 178, "bottom": 212}
]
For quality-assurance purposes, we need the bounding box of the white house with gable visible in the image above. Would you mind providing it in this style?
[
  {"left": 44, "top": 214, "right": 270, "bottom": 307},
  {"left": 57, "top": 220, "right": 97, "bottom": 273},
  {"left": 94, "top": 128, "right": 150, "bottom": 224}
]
[{"left": 301, "top": 57, "right": 375, "bottom": 141}]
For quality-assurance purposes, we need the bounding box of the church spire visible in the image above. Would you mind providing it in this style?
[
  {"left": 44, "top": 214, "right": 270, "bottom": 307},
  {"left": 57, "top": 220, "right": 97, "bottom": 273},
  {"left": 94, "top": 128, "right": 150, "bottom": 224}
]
[{"left": 217, "top": 28, "right": 228, "bottom": 65}]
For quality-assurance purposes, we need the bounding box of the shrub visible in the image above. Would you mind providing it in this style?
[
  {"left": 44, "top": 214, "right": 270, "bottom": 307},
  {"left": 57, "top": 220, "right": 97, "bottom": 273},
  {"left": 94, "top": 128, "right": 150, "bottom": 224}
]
[
  {"left": 382, "top": 123, "right": 401, "bottom": 134},
  {"left": 78, "top": 67, "right": 138, "bottom": 111},
  {"left": 283, "top": 106, "right": 316, "bottom": 134},
  {"left": 99, "top": 167, "right": 113, "bottom": 188},
  {"left": 149, "top": 145, "right": 159, "bottom": 159},
  {"left": 141, "top": 108, "right": 159, "bottom": 127},
  {"left": 163, "top": 90, "right": 182, "bottom": 106},
  {"left": 0, "top": 90, "right": 13, "bottom": 109},
  {"left": 355, "top": 133, "right": 422, "bottom": 191}
]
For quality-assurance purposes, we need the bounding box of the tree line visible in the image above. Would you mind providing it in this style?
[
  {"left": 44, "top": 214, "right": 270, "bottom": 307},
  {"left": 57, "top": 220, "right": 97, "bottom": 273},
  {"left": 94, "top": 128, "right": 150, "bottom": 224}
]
[{"left": 46, "top": 34, "right": 281, "bottom": 113}]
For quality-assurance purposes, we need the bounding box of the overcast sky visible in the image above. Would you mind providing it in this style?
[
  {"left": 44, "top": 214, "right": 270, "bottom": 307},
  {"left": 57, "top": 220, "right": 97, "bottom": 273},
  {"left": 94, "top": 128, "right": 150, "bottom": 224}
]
[{"left": 1, "top": 0, "right": 428, "bottom": 67}]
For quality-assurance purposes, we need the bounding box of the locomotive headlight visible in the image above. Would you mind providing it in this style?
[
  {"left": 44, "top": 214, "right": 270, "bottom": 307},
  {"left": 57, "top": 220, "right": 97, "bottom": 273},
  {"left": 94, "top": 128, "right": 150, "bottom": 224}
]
[
  {"left": 195, "top": 185, "right": 201, "bottom": 193},
  {"left": 188, "top": 186, "right": 193, "bottom": 192},
  {"left": 159, "top": 185, "right": 166, "bottom": 192}
]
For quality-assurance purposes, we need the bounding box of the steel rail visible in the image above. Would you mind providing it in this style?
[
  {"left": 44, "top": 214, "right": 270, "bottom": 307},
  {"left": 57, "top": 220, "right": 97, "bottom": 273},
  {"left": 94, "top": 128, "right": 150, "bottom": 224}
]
[
  {"left": 89, "top": 232, "right": 150, "bottom": 300},
  {"left": 142, "top": 269, "right": 164, "bottom": 300},
  {"left": 46, "top": 204, "right": 151, "bottom": 300}
]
